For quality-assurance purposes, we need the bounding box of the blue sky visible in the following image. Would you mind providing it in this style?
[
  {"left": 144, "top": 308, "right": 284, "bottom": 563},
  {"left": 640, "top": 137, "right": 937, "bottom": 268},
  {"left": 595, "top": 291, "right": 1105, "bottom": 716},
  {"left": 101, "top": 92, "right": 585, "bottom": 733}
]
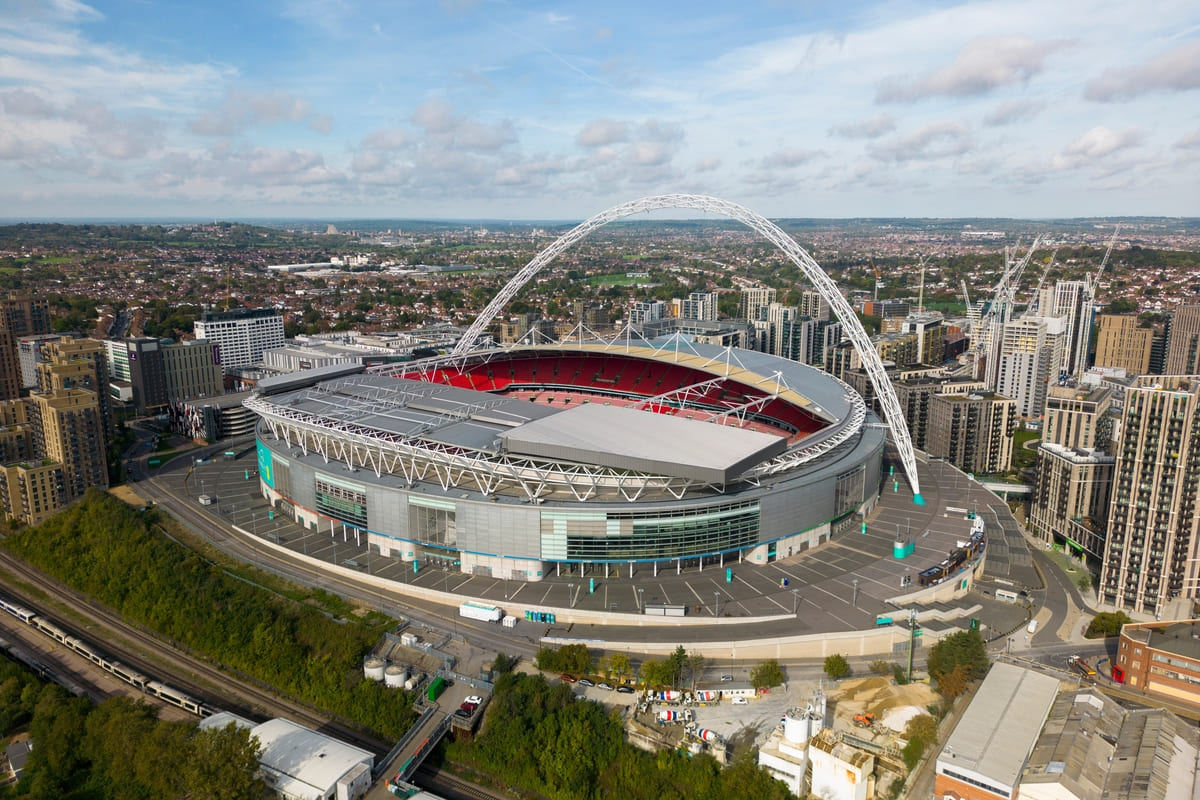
[{"left": 1, "top": 0, "right": 1198, "bottom": 219}]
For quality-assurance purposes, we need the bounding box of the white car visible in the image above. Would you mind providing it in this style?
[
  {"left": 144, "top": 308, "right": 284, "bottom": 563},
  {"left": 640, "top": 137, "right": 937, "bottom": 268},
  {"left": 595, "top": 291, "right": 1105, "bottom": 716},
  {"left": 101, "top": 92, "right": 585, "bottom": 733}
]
[
  {"left": 732, "top": 697, "right": 749, "bottom": 705},
  {"left": 464, "top": 695, "right": 483, "bottom": 705}
]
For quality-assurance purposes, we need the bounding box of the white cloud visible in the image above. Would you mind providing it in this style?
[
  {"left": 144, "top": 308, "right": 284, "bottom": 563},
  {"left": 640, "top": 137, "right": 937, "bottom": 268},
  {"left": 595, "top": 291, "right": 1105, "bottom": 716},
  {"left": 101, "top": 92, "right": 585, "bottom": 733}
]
[
  {"left": 828, "top": 113, "right": 896, "bottom": 139},
  {"left": 869, "top": 122, "right": 972, "bottom": 162},
  {"left": 694, "top": 157, "right": 721, "bottom": 172},
  {"left": 760, "top": 148, "right": 822, "bottom": 168},
  {"left": 577, "top": 118, "right": 628, "bottom": 148},
  {"left": 1051, "top": 126, "right": 1144, "bottom": 170},
  {"left": 1084, "top": 41, "right": 1200, "bottom": 101},
  {"left": 876, "top": 36, "right": 1069, "bottom": 102},
  {"left": 0, "top": 88, "right": 56, "bottom": 117},
  {"left": 1176, "top": 129, "right": 1200, "bottom": 150},
  {"left": 982, "top": 99, "right": 1044, "bottom": 126},
  {"left": 191, "top": 89, "right": 320, "bottom": 136}
]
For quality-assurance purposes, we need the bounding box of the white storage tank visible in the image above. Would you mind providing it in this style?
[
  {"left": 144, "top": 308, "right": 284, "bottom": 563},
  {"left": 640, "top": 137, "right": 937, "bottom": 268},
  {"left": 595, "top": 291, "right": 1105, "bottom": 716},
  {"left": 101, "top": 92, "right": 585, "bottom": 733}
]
[
  {"left": 364, "top": 657, "right": 386, "bottom": 682},
  {"left": 384, "top": 664, "right": 408, "bottom": 688},
  {"left": 404, "top": 676, "right": 420, "bottom": 691}
]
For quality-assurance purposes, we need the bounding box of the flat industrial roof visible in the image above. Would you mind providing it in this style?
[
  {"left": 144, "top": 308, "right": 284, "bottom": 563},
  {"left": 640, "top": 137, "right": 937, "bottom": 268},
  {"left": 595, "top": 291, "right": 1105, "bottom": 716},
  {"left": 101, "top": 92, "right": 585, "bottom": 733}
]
[
  {"left": 500, "top": 402, "right": 786, "bottom": 482},
  {"left": 937, "top": 663, "right": 1060, "bottom": 792},
  {"left": 251, "top": 718, "right": 373, "bottom": 798}
]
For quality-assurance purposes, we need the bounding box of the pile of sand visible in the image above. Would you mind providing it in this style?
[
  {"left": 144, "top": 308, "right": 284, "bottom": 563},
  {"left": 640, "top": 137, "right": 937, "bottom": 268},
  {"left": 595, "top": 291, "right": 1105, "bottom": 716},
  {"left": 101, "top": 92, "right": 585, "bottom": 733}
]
[{"left": 833, "top": 676, "right": 939, "bottom": 731}]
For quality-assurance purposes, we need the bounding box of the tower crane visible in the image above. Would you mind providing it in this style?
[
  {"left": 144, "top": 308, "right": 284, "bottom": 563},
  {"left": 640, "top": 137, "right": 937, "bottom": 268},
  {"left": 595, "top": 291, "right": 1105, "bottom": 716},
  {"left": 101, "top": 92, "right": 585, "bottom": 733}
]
[
  {"left": 1028, "top": 247, "right": 1061, "bottom": 315},
  {"left": 1072, "top": 226, "right": 1120, "bottom": 381},
  {"left": 976, "top": 236, "right": 1043, "bottom": 388},
  {"left": 871, "top": 256, "right": 883, "bottom": 301}
]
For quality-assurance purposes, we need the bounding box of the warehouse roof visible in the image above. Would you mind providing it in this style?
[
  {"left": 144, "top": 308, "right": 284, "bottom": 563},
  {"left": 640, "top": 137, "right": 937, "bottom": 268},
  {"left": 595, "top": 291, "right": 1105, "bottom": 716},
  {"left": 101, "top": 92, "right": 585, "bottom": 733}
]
[
  {"left": 937, "top": 663, "right": 1060, "bottom": 794},
  {"left": 251, "top": 718, "right": 373, "bottom": 800}
]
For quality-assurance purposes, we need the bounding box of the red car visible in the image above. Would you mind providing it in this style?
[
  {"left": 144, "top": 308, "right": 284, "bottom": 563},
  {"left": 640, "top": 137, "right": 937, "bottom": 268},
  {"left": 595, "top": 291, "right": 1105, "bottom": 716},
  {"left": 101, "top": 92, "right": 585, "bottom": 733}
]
[
  {"left": 460, "top": 701, "right": 478, "bottom": 713},
  {"left": 561, "top": 674, "right": 576, "bottom": 683}
]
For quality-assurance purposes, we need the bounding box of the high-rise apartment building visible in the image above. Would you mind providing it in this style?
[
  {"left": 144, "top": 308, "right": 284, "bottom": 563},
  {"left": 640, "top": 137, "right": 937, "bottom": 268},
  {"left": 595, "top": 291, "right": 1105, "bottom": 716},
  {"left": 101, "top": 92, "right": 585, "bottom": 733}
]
[
  {"left": 1165, "top": 305, "right": 1200, "bottom": 375},
  {"left": 1094, "top": 315, "right": 1153, "bottom": 375},
  {"left": 894, "top": 377, "right": 988, "bottom": 451},
  {"left": 1100, "top": 376, "right": 1200, "bottom": 615},
  {"left": 0, "top": 294, "right": 53, "bottom": 403},
  {"left": 628, "top": 300, "right": 665, "bottom": 327},
  {"left": 797, "top": 289, "right": 831, "bottom": 322},
  {"left": 163, "top": 339, "right": 225, "bottom": 402},
  {"left": 926, "top": 392, "right": 1016, "bottom": 475},
  {"left": 28, "top": 389, "right": 106, "bottom": 503},
  {"left": 37, "top": 337, "right": 113, "bottom": 440},
  {"left": 1034, "top": 280, "right": 1090, "bottom": 377},
  {"left": 993, "top": 316, "right": 1066, "bottom": 418},
  {"left": 1029, "top": 384, "right": 1116, "bottom": 558},
  {"left": 680, "top": 292, "right": 718, "bottom": 322},
  {"left": 901, "top": 312, "right": 945, "bottom": 366},
  {"left": 738, "top": 287, "right": 776, "bottom": 323},
  {"left": 17, "top": 334, "right": 60, "bottom": 390},
  {"left": 193, "top": 307, "right": 285, "bottom": 372}
]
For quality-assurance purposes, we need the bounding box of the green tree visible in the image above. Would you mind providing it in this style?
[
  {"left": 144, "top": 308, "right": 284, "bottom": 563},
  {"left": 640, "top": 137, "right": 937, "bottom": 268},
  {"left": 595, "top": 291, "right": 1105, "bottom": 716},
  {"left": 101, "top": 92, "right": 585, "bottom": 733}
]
[
  {"left": 685, "top": 651, "right": 707, "bottom": 690},
  {"left": 1085, "top": 611, "right": 1131, "bottom": 638},
  {"left": 609, "top": 652, "right": 631, "bottom": 681},
  {"left": 184, "top": 723, "right": 265, "bottom": 800},
  {"left": 823, "top": 654, "right": 851, "bottom": 681},
  {"left": 752, "top": 658, "right": 787, "bottom": 688},
  {"left": 926, "top": 629, "right": 989, "bottom": 685},
  {"left": 936, "top": 663, "right": 971, "bottom": 700}
]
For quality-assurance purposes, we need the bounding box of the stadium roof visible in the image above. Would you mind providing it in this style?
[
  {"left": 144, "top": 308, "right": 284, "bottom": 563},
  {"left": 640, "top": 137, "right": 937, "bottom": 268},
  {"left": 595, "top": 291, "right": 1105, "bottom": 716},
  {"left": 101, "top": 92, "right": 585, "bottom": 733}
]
[{"left": 500, "top": 402, "right": 787, "bottom": 482}]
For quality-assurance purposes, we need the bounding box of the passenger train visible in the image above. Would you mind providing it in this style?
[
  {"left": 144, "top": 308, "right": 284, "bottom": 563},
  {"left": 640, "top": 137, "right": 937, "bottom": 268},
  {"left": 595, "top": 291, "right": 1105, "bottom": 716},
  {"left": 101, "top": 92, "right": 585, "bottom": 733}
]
[
  {"left": 917, "top": 516, "right": 986, "bottom": 588},
  {"left": 0, "top": 595, "right": 213, "bottom": 717}
]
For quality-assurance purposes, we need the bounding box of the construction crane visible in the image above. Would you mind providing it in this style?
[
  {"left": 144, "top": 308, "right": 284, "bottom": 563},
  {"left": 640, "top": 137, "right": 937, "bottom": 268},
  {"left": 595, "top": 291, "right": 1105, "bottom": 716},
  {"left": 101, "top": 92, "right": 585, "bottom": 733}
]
[
  {"left": 976, "top": 236, "right": 1043, "bottom": 388},
  {"left": 960, "top": 279, "right": 972, "bottom": 312},
  {"left": 916, "top": 254, "right": 927, "bottom": 314},
  {"left": 1072, "top": 226, "right": 1121, "bottom": 381},
  {"left": 1028, "top": 247, "right": 1061, "bottom": 315},
  {"left": 871, "top": 256, "right": 883, "bottom": 301}
]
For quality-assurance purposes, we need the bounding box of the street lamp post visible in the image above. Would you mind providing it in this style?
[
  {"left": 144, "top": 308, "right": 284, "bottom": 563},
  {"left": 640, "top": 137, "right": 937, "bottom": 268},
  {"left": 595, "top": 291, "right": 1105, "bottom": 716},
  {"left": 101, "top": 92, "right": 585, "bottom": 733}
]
[
  {"left": 852, "top": 578, "right": 859, "bottom": 607},
  {"left": 637, "top": 587, "right": 644, "bottom": 613},
  {"left": 252, "top": 512, "right": 257, "bottom": 536},
  {"left": 714, "top": 591, "right": 720, "bottom": 618},
  {"left": 568, "top": 583, "right": 576, "bottom": 609}
]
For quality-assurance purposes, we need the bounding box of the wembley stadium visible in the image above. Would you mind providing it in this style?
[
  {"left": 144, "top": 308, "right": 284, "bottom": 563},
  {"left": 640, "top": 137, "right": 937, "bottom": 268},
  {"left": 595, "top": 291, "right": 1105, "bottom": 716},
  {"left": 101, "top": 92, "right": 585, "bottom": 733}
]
[{"left": 246, "top": 339, "right": 886, "bottom": 582}]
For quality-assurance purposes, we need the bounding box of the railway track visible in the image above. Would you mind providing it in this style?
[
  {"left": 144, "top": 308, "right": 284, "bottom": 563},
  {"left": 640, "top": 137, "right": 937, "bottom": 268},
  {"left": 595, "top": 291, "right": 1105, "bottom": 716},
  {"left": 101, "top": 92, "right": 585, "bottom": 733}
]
[
  {"left": 414, "top": 764, "right": 517, "bottom": 800},
  {"left": 0, "top": 548, "right": 390, "bottom": 756}
]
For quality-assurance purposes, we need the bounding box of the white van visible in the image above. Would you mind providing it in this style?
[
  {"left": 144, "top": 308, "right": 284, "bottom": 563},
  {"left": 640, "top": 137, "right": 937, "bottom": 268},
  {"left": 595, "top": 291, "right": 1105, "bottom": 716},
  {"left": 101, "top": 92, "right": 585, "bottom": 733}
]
[{"left": 1027, "top": 619, "right": 1038, "bottom": 635}]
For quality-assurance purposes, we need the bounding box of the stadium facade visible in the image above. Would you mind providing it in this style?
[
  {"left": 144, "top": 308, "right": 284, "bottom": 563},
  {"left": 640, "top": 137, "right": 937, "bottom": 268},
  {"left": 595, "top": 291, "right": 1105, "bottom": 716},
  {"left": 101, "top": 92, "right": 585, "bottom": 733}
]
[{"left": 247, "top": 340, "right": 885, "bottom": 582}]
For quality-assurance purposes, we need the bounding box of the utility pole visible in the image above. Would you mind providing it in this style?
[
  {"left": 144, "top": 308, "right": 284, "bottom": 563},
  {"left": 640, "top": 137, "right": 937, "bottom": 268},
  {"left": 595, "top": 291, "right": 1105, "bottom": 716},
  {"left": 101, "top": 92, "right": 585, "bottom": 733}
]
[{"left": 907, "top": 608, "right": 918, "bottom": 683}]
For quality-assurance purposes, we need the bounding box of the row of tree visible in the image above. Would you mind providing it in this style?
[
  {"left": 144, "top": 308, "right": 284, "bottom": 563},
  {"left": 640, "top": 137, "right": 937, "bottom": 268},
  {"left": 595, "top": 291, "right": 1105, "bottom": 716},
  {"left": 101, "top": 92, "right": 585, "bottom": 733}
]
[
  {"left": 1, "top": 491, "right": 415, "bottom": 739},
  {"left": 536, "top": 644, "right": 787, "bottom": 692}
]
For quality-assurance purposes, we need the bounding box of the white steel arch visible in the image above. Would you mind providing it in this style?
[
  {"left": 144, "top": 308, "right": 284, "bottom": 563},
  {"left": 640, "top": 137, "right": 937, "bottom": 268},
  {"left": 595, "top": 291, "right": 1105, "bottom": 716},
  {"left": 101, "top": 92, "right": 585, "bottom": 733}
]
[{"left": 453, "top": 193, "right": 924, "bottom": 503}]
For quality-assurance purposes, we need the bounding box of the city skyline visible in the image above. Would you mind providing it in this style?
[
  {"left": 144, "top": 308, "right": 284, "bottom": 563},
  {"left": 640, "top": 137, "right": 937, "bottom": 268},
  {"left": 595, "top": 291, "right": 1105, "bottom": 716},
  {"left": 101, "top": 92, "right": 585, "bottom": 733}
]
[{"left": 1, "top": 0, "right": 1198, "bottom": 220}]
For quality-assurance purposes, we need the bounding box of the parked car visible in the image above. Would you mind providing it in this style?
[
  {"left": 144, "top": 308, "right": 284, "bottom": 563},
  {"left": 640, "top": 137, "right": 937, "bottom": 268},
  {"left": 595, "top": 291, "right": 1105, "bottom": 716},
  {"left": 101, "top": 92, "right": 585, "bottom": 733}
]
[
  {"left": 561, "top": 674, "right": 576, "bottom": 682},
  {"left": 578, "top": 677, "right": 595, "bottom": 687},
  {"left": 720, "top": 674, "right": 734, "bottom": 681},
  {"left": 597, "top": 682, "right": 614, "bottom": 691},
  {"left": 454, "top": 709, "right": 471, "bottom": 719},
  {"left": 464, "top": 695, "right": 483, "bottom": 705},
  {"left": 732, "top": 697, "right": 749, "bottom": 705},
  {"left": 616, "top": 685, "right": 635, "bottom": 694}
]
